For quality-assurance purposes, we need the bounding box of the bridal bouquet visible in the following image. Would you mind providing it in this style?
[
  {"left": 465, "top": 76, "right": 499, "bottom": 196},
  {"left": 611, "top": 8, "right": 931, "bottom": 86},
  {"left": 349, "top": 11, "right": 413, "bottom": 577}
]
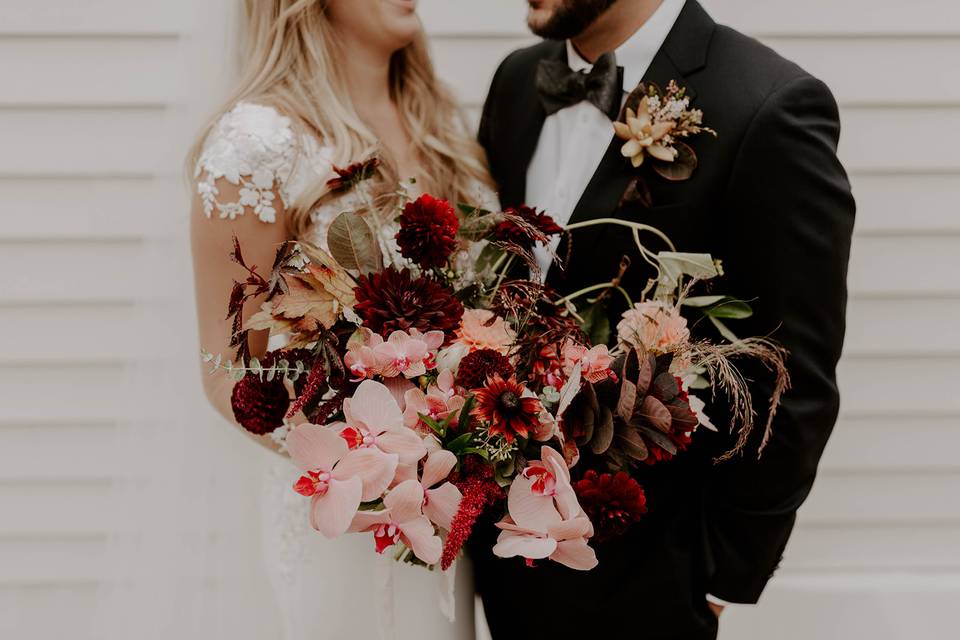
[{"left": 203, "top": 158, "right": 788, "bottom": 571}]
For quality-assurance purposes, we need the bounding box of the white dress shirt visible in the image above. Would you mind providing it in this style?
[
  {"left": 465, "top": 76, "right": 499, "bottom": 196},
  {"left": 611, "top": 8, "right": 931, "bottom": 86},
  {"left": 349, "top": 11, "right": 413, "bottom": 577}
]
[{"left": 526, "top": 0, "right": 687, "bottom": 278}]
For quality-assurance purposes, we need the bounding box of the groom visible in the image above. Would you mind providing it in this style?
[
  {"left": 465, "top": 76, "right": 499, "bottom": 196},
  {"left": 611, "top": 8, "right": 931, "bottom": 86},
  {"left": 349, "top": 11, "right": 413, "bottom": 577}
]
[{"left": 474, "top": 0, "right": 855, "bottom": 638}]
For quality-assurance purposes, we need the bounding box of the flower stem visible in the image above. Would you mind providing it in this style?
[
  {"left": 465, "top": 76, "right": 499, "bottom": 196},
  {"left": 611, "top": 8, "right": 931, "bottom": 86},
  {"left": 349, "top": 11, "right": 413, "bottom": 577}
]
[{"left": 563, "top": 218, "right": 677, "bottom": 252}]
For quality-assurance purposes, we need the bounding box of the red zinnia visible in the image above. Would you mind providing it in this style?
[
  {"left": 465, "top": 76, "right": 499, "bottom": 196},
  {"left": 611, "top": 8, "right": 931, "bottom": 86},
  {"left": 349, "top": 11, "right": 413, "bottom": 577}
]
[
  {"left": 395, "top": 194, "right": 460, "bottom": 269},
  {"left": 353, "top": 267, "right": 464, "bottom": 336},
  {"left": 472, "top": 375, "right": 543, "bottom": 442},
  {"left": 455, "top": 348, "right": 515, "bottom": 391},
  {"left": 493, "top": 205, "right": 563, "bottom": 251},
  {"left": 573, "top": 470, "right": 647, "bottom": 542}
]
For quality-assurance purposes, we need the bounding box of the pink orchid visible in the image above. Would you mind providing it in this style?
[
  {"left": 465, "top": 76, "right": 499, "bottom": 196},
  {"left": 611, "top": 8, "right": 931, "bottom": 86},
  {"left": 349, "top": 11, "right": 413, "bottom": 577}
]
[
  {"left": 403, "top": 369, "right": 466, "bottom": 434},
  {"left": 343, "top": 328, "right": 385, "bottom": 381},
  {"left": 334, "top": 380, "right": 427, "bottom": 466},
  {"left": 373, "top": 329, "right": 444, "bottom": 378},
  {"left": 562, "top": 341, "right": 614, "bottom": 384},
  {"left": 492, "top": 446, "right": 597, "bottom": 570},
  {"left": 416, "top": 448, "right": 462, "bottom": 530},
  {"left": 287, "top": 423, "right": 398, "bottom": 539},
  {"left": 350, "top": 479, "right": 443, "bottom": 564}
]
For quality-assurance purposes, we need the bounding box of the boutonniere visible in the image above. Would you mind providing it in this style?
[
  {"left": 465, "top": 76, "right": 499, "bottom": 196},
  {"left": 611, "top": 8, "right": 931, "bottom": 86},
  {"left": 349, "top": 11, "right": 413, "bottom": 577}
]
[{"left": 614, "top": 80, "right": 716, "bottom": 207}]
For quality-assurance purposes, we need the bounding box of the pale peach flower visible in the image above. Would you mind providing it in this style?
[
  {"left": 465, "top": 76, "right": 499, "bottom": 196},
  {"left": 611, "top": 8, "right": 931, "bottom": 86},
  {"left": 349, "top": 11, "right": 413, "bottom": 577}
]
[
  {"left": 617, "top": 300, "right": 691, "bottom": 355},
  {"left": 613, "top": 97, "right": 677, "bottom": 168},
  {"left": 455, "top": 309, "right": 515, "bottom": 355},
  {"left": 402, "top": 369, "right": 466, "bottom": 434}
]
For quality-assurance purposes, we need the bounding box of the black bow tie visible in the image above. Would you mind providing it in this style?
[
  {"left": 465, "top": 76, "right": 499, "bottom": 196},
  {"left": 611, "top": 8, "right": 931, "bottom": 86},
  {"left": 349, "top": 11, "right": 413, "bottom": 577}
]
[{"left": 535, "top": 51, "right": 623, "bottom": 119}]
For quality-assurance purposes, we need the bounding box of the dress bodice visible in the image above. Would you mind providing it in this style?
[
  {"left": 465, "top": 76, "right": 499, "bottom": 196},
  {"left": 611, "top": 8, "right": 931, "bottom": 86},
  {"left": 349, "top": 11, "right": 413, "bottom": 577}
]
[{"left": 195, "top": 102, "right": 498, "bottom": 259}]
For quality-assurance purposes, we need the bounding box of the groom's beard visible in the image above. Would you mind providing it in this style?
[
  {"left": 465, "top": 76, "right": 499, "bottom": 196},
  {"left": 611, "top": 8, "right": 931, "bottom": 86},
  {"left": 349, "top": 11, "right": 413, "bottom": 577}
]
[{"left": 528, "top": 0, "right": 620, "bottom": 40}]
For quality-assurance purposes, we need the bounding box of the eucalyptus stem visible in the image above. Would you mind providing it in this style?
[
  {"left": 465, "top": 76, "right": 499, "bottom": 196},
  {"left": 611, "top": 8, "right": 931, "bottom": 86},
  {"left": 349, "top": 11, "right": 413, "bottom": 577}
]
[
  {"left": 492, "top": 254, "right": 516, "bottom": 293},
  {"left": 563, "top": 217, "right": 677, "bottom": 252},
  {"left": 556, "top": 283, "right": 634, "bottom": 308}
]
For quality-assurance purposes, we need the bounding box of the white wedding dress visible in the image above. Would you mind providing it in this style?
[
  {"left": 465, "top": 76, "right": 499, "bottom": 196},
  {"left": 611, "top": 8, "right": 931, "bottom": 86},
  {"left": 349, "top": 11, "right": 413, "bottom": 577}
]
[{"left": 195, "top": 102, "right": 492, "bottom": 640}]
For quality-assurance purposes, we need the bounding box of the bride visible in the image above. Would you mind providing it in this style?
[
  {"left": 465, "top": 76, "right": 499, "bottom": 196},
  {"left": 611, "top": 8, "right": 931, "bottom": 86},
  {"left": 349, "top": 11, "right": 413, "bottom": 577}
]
[{"left": 189, "top": 1, "right": 495, "bottom": 638}]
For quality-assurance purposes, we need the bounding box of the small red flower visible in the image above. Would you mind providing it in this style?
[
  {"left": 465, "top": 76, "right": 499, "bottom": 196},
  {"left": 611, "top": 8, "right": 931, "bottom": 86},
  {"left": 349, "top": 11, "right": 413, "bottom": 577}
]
[
  {"left": 326, "top": 158, "right": 380, "bottom": 192},
  {"left": 455, "top": 348, "right": 515, "bottom": 391},
  {"left": 573, "top": 470, "right": 647, "bottom": 542},
  {"left": 472, "top": 375, "right": 543, "bottom": 442},
  {"left": 493, "top": 205, "right": 563, "bottom": 251},
  {"left": 395, "top": 194, "right": 460, "bottom": 269}
]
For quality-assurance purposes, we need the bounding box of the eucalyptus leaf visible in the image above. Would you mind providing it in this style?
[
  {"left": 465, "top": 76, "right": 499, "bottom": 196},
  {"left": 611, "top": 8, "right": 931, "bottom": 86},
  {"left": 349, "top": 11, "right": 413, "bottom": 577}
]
[
  {"left": 655, "top": 251, "right": 719, "bottom": 298},
  {"left": 652, "top": 141, "right": 697, "bottom": 181},
  {"left": 709, "top": 315, "right": 741, "bottom": 343},
  {"left": 579, "top": 302, "right": 611, "bottom": 346},
  {"left": 703, "top": 299, "right": 753, "bottom": 320},
  {"left": 637, "top": 424, "right": 678, "bottom": 455},
  {"left": 682, "top": 295, "right": 727, "bottom": 308},
  {"left": 326, "top": 211, "right": 382, "bottom": 273}
]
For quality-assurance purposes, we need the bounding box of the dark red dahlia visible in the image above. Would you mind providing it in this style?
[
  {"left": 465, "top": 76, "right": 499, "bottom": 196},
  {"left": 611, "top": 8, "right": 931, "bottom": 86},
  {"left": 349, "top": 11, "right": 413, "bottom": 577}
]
[
  {"left": 395, "top": 194, "right": 460, "bottom": 269},
  {"left": 230, "top": 348, "right": 316, "bottom": 434},
  {"left": 455, "top": 348, "right": 515, "bottom": 390},
  {"left": 326, "top": 158, "right": 380, "bottom": 192},
  {"left": 472, "top": 375, "right": 543, "bottom": 442},
  {"left": 353, "top": 267, "right": 464, "bottom": 336},
  {"left": 573, "top": 471, "right": 647, "bottom": 542},
  {"left": 493, "top": 205, "right": 563, "bottom": 251}
]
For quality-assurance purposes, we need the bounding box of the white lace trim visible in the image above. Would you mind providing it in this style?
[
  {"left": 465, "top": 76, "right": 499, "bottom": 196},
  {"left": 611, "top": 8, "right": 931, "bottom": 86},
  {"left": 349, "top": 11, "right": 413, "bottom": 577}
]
[{"left": 195, "top": 102, "right": 301, "bottom": 224}]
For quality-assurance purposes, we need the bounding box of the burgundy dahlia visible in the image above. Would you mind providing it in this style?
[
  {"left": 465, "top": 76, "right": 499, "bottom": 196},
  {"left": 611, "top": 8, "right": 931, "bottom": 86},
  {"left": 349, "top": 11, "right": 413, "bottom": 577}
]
[
  {"left": 493, "top": 205, "right": 563, "bottom": 251},
  {"left": 472, "top": 375, "right": 543, "bottom": 442},
  {"left": 231, "top": 372, "right": 290, "bottom": 435},
  {"left": 573, "top": 470, "right": 647, "bottom": 542},
  {"left": 395, "top": 194, "right": 460, "bottom": 269},
  {"left": 455, "top": 348, "right": 515, "bottom": 390},
  {"left": 353, "top": 267, "right": 463, "bottom": 336}
]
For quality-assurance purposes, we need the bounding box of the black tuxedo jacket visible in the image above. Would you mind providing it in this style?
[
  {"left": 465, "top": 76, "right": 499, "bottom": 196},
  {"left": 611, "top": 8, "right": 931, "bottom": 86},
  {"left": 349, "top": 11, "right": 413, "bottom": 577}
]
[{"left": 473, "top": 2, "right": 855, "bottom": 638}]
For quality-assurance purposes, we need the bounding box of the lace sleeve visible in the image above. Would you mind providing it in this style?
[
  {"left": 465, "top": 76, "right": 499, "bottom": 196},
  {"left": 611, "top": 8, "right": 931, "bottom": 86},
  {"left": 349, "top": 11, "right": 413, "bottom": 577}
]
[{"left": 194, "top": 102, "right": 299, "bottom": 224}]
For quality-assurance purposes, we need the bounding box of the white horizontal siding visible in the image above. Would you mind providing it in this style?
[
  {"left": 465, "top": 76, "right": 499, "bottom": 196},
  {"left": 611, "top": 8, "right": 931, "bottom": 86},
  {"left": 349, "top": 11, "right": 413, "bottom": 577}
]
[{"left": 0, "top": 0, "right": 956, "bottom": 638}]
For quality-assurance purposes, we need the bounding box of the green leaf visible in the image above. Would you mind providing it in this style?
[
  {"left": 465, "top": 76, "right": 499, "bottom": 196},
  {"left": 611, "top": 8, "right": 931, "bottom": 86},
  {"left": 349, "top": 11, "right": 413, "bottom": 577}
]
[
  {"left": 462, "top": 447, "right": 490, "bottom": 460},
  {"left": 579, "top": 302, "right": 611, "bottom": 346},
  {"left": 456, "top": 203, "right": 477, "bottom": 216},
  {"left": 419, "top": 413, "right": 445, "bottom": 437},
  {"left": 703, "top": 299, "right": 753, "bottom": 320},
  {"left": 446, "top": 432, "right": 475, "bottom": 455},
  {"left": 682, "top": 295, "right": 727, "bottom": 308},
  {"left": 326, "top": 211, "right": 382, "bottom": 274},
  {"left": 474, "top": 243, "right": 505, "bottom": 276},
  {"left": 708, "top": 315, "right": 741, "bottom": 343}
]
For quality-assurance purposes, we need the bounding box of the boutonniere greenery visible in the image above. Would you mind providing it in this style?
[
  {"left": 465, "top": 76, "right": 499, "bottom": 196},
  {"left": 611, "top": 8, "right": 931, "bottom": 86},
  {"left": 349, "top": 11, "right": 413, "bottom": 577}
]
[{"left": 614, "top": 80, "right": 715, "bottom": 207}]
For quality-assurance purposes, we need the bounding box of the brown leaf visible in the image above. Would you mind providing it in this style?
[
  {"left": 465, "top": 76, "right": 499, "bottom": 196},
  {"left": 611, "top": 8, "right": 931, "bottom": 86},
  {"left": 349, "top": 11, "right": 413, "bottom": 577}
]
[
  {"left": 652, "top": 141, "right": 697, "bottom": 181},
  {"left": 326, "top": 211, "right": 382, "bottom": 274},
  {"left": 638, "top": 425, "right": 677, "bottom": 455},
  {"left": 590, "top": 406, "right": 615, "bottom": 455},
  {"left": 615, "top": 423, "right": 648, "bottom": 461},
  {"left": 639, "top": 395, "right": 672, "bottom": 432},
  {"left": 619, "top": 176, "right": 652, "bottom": 209}
]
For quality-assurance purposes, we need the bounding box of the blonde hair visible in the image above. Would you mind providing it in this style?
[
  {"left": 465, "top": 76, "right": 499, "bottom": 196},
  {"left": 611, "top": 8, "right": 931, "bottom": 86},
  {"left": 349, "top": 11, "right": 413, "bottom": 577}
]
[{"left": 190, "top": 0, "right": 493, "bottom": 238}]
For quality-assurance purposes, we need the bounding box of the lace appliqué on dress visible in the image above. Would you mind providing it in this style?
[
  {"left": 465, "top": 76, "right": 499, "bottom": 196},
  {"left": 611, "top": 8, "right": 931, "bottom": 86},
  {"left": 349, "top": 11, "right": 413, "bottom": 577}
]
[{"left": 195, "top": 102, "right": 299, "bottom": 224}]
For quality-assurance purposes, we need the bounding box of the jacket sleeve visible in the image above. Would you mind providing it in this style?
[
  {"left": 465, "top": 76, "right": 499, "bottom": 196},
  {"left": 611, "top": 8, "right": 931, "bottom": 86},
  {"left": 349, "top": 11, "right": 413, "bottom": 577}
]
[{"left": 702, "top": 74, "right": 856, "bottom": 603}]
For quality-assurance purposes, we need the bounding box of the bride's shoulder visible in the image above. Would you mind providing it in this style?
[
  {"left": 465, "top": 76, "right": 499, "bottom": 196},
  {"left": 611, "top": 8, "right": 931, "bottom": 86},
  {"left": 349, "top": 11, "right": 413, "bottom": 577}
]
[{"left": 194, "top": 101, "right": 307, "bottom": 223}]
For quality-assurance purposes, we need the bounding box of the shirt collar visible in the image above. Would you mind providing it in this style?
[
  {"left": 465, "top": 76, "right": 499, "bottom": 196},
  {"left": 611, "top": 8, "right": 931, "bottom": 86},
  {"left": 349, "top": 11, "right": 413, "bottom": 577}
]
[{"left": 566, "top": 0, "right": 687, "bottom": 91}]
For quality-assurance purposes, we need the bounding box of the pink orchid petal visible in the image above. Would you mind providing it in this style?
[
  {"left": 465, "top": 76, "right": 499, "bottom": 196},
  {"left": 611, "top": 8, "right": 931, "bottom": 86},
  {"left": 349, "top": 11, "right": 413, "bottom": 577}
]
[
  {"left": 492, "top": 530, "right": 557, "bottom": 560},
  {"left": 400, "top": 516, "right": 442, "bottom": 565},
  {"left": 310, "top": 476, "right": 362, "bottom": 538},
  {"left": 541, "top": 447, "right": 580, "bottom": 520},
  {"left": 550, "top": 538, "right": 598, "bottom": 571},
  {"left": 384, "top": 479, "right": 425, "bottom": 524},
  {"left": 546, "top": 515, "right": 593, "bottom": 542},
  {"left": 424, "top": 482, "right": 462, "bottom": 531},
  {"left": 421, "top": 330, "right": 445, "bottom": 351},
  {"left": 286, "top": 424, "right": 348, "bottom": 473},
  {"left": 333, "top": 447, "right": 398, "bottom": 502},
  {"left": 383, "top": 376, "right": 416, "bottom": 411},
  {"left": 377, "top": 428, "right": 428, "bottom": 465},
  {"left": 507, "top": 473, "right": 562, "bottom": 533},
  {"left": 420, "top": 449, "right": 457, "bottom": 488},
  {"left": 436, "top": 368, "right": 455, "bottom": 391},
  {"left": 347, "top": 380, "right": 404, "bottom": 433},
  {"left": 348, "top": 508, "right": 392, "bottom": 533},
  {"left": 392, "top": 461, "right": 419, "bottom": 486}
]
